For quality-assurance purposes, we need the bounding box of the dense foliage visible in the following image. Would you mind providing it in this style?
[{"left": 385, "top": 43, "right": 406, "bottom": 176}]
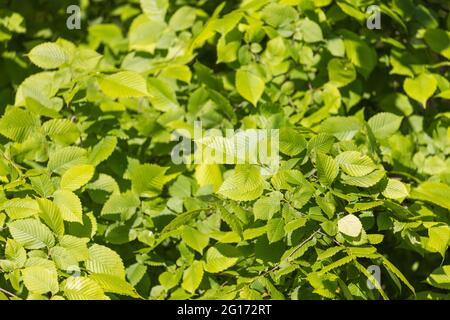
[{"left": 0, "top": 0, "right": 449, "bottom": 300}]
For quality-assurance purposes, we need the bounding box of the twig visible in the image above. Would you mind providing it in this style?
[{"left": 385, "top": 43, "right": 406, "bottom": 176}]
[
  {"left": 0, "top": 287, "right": 18, "bottom": 299},
  {"left": 224, "top": 229, "right": 322, "bottom": 298},
  {"left": 261, "top": 229, "right": 321, "bottom": 276}
]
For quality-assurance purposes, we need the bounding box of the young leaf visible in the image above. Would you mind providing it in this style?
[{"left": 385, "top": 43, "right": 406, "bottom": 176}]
[
  {"left": 219, "top": 165, "right": 265, "bottom": 201},
  {"left": 403, "top": 74, "right": 437, "bottom": 106},
  {"left": 60, "top": 164, "right": 95, "bottom": 191},
  {"left": 235, "top": 67, "right": 265, "bottom": 106},
  {"left": 316, "top": 153, "right": 339, "bottom": 186},
  {"left": 267, "top": 218, "right": 285, "bottom": 243},
  {"left": 99, "top": 71, "right": 148, "bottom": 98},
  {"left": 409, "top": 181, "right": 450, "bottom": 210},
  {"left": 8, "top": 219, "right": 55, "bottom": 249},
  {"left": 182, "top": 260, "right": 204, "bottom": 293},
  {"left": 382, "top": 179, "right": 409, "bottom": 200},
  {"left": 367, "top": 113, "right": 403, "bottom": 140},
  {"left": 64, "top": 276, "right": 109, "bottom": 300},
  {"left": 53, "top": 190, "right": 83, "bottom": 223},
  {"left": 37, "top": 198, "right": 65, "bottom": 236},
  {"left": 28, "top": 42, "right": 67, "bottom": 69},
  {"left": 182, "top": 226, "right": 209, "bottom": 254},
  {"left": 426, "top": 265, "right": 450, "bottom": 290},
  {"left": 335, "top": 151, "right": 377, "bottom": 177},
  {"left": 22, "top": 265, "right": 59, "bottom": 295},
  {"left": 204, "top": 245, "right": 239, "bottom": 273},
  {"left": 86, "top": 244, "right": 126, "bottom": 279},
  {"left": 89, "top": 273, "right": 141, "bottom": 298}
]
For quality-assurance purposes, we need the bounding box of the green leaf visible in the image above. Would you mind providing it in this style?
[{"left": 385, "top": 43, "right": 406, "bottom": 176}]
[
  {"left": 102, "top": 192, "right": 140, "bottom": 215},
  {"left": 169, "top": 6, "right": 196, "bottom": 31},
  {"left": 336, "top": 1, "right": 366, "bottom": 22},
  {"left": 316, "top": 153, "right": 339, "bottom": 186},
  {"left": 327, "top": 58, "right": 356, "bottom": 87},
  {"left": 236, "top": 67, "right": 265, "bottom": 106},
  {"left": 88, "top": 136, "right": 117, "bottom": 166},
  {"left": 410, "top": 182, "right": 450, "bottom": 210},
  {"left": 380, "top": 256, "right": 415, "bottom": 294},
  {"left": 279, "top": 128, "right": 307, "bottom": 156},
  {"left": 22, "top": 264, "right": 59, "bottom": 295},
  {"left": 42, "top": 119, "right": 80, "bottom": 144},
  {"left": 217, "top": 38, "right": 240, "bottom": 63},
  {"left": 403, "top": 74, "right": 437, "bottom": 106},
  {"left": 28, "top": 42, "right": 67, "bottom": 69},
  {"left": 335, "top": 151, "right": 377, "bottom": 177},
  {"left": 342, "top": 30, "right": 377, "bottom": 78},
  {"left": 341, "top": 169, "right": 385, "bottom": 188},
  {"left": 8, "top": 218, "right": 55, "bottom": 249},
  {"left": 267, "top": 218, "right": 285, "bottom": 243},
  {"left": 319, "top": 255, "right": 354, "bottom": 275},
  {"left": 253, "top": 196, "right": 280, "bottom": 220},
  {"left": 60, "top": 164, "right": 95, "bottom": 191},
  {"left": 0, "top": 239, "right": 26, "bottom": 271},
  {"left": 326, "top": 37, "right": 345, "bottom": 57},
  {"left": 367, "top": 112, "right": 403, "bottom": 140},
  {"left": 64, "top": 276, "right": 109, "bottom": 300},
  {"left": 47, "top": 146, "right": 88, "bottom": 174},
  {"left": 219, "top": 165, "right": 265, "bottom": 201},
  {"left": 195, "top": 164, "right": 223, "bottom": 192},
  {"left": 424, "top": 29, "right": 450, "bottom": 60},
  {"left": 320, "top": 116, "right": 362, "bottom": 141},
  {"left": 2, "top": 198, "right": 39, "bottom": 220},
  {"left": 204, "top": 245, "right": 239, "bottom": 273},
  {"left": 49, "top": 246, "right": 79, "bottom": 271},
  {"left": 140, "top": 0, "right": 168, "bottom": 21},
  {"left": 382, "top": 179, "right": 409, "bottom": 200},
  {"left": 317, "top": 246, "right": 345, "bottom": 261},
  {"left": 218, "top": 205, "right": 243, "bottom": 238},
  {"left": 182, "top": 260, "right": 204, "bottom": 293},
  {"left": 427, "top": 225, "right": 450, "bottom": 258},
  {"left": 37, "top": 198, "right": 64, "bottom": 236},
  {"left": 53, "top": 190, "right": 83, "bottom": 223},
  {"left": 86, "top": 244, "right": 126, "bottom": 279},
  {"left": 128, "top": 163, "right": 170, "bottom": 197},
  {"left": 89, "top": 273, "right": 140, "bottom": 298},
  {"left": 99, "top": 71, "right": 148, "bottom": 98},
  {"left": 59, "top": 235, "right": 89, "bottom": 261},
  {"left": 147, "top": 78, "right": 179, "bottom": 112},
  {"left": 30, "top": 175, "right": 55, "bottom": 198},
  {"left": 181, "top": 226, "right": 209, "bottom": 254},
  {"left": 298, "top": 18, "right": 323, "bottom": 43},
  {"left": 128, "top": 15, "right": 166, "bottom": 53},
  {"left": 427, "top": 265, "right": 450, "bottom": 290},
  {"left": 0, "top": 107, "right": 40, "bottom": 142}
]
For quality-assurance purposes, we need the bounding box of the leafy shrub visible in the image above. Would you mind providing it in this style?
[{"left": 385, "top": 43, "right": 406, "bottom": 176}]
[{"left": 0, "top": 0, "right": 449, "bottom": 300}]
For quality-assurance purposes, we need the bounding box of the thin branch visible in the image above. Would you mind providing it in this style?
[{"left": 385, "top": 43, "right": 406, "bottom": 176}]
[
  {"left": 261, "top": 229, "right": 321, "bottom": 276},
  {"left": 0, "top": 287, "right": 18, "bottom": 299}
]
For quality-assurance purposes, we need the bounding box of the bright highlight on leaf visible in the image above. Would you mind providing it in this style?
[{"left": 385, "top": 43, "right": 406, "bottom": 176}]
[{"left": 338, "top": 214, "right": 363, "bottom": 238}]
